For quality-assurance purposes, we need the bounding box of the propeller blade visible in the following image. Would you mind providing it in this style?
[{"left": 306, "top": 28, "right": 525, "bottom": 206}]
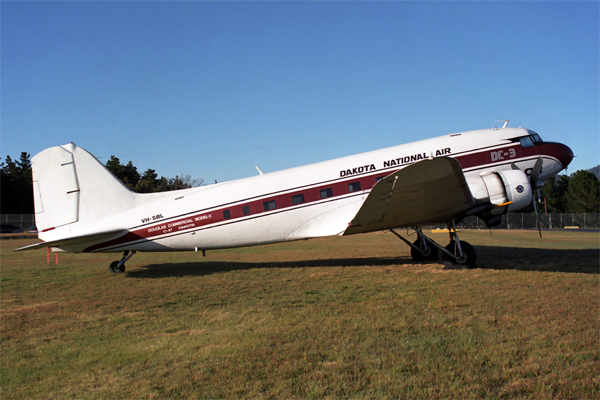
[
  {"left": 530, "top": 157, "right": 543, "bottom": 183},
  {"left": 510, "top": 162, "right": 520, "bottom": 170},
  {"left": 532, "top": 194, "right": 542, "bottom": 238}
]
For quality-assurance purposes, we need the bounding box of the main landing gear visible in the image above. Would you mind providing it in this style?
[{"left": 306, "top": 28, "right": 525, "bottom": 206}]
[
  {"left": 391, "top": 222, "right": 477, "bottom": 268},
  {"left": 109, "top": 250, "right": 136, "bottom": 274}
]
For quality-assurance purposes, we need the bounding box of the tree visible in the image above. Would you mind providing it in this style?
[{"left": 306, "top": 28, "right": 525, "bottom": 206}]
[
  {"left": 134, "top": 169, "right": 159, "bottom": 193},
  {"left": 541, "top": 174, "right": 569, "bottom": 213},
  {"left": 589, "top": 165, "right": 600, "bottom": 181},
  {"left": 155, "top": 175, "right": 203, "bottom": 192},
  {"left": 1, "top": 153, "right": 33, "bottom": 213},
  {"left": 105, "top": 155, "right": 123, "bottom": 177},
  {"left": 105, "top": 156, "right": 140, "bottom": 190},
  {"left": 106, "top": 158, "right": 202, "bottom": 193},
  {"left": 566, "top": 170, "right": 600, "bottom": 212}
]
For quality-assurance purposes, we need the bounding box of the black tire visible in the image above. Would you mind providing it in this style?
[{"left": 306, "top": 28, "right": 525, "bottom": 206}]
[
  {"left": 109, "top": 261, "right": 119, "bottom": 273},
  {"left": 410, "top": 239, "right": 438, "bottom": 262},
  {"left": 109, "top": 261, "right": 125, "bottom": 273},
  {"left": 443, "top": 241, "right": 477, "bottom": 268}
]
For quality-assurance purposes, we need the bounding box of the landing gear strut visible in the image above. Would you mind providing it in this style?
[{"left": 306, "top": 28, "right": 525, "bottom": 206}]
[
  {"left": 390, "top": 227, "right": 438, "bottom": 261},
  {"left": 391, "top": 221, "right": 477, "bottom": 268},
  {"left": 109, "top": 250, "right": 136, "bottom": 274}
]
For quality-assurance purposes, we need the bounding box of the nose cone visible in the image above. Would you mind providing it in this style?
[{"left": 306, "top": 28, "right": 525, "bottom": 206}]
[{"left": 555, "top": 143, "right": 574, "bottom": 170}]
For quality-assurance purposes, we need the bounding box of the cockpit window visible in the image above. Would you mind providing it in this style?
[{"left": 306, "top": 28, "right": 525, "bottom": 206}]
[
  {"left": 519, "top": 136, "right": 534, "bottom": 148},
  {"left": 526, "top": 130, "right": 544, "bottom": 143},
  {"left": 517, "top": 131, "right": 544, "bottom": 148}
]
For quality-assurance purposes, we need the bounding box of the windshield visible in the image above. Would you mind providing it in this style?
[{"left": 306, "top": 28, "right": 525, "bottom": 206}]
[
  {"left": 519, "top": 136, "right": 534, "bottom": 148},
  {"left": 518, "top": 131, "right": 544, "bottom": 148},
  {"left": 527, "top": 130, "right": 544, "bottom": 143}
]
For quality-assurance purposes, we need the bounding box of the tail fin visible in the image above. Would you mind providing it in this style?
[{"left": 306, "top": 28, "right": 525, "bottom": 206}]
[{"left": 33, "top": 143, "right": 136, "bottom": 236}]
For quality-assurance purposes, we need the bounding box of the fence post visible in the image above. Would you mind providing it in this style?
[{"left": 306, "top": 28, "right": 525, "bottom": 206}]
[{"left": 584, "top": 213, "right": 586, "bottom": 228}]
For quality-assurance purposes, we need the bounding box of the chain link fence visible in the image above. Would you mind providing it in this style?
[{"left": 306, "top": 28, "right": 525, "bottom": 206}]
[
  {"left": 433, "top": 213, "right": 600, "bottom": 230},
  {"left": 1, "top": 214, "right": 37, "bottom": 233},
  {"left": 1, "top": 213, "right": 599, "bottom": 233}
]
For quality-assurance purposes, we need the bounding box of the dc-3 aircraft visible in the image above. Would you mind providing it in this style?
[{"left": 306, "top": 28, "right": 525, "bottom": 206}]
[{"left": 15, "top": 123, "right": 573, "bottom": 272}]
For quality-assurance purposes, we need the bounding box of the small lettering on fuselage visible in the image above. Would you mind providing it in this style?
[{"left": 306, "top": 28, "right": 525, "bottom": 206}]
[{"left": 140, "top": 214, "right": 164, "bottom": 224}]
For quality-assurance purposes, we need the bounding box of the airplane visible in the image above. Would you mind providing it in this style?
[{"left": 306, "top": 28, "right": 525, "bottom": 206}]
[{"left": 15, "top": 123, "right": 573, "bottom": 272}]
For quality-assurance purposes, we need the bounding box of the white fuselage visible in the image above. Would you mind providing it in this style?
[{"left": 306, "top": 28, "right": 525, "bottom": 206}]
[{"left": 38, "top": 127, "right": 571, "bottom": 253}]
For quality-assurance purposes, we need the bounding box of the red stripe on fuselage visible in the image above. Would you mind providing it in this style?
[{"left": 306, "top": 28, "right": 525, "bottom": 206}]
[{"left": 84, "top": 142, "right": 567, "bottom": 252}]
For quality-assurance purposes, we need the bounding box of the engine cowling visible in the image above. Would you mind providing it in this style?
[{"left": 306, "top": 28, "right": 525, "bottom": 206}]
[{"left": 467, "top": 170, "right": 532, "bottom": 212}]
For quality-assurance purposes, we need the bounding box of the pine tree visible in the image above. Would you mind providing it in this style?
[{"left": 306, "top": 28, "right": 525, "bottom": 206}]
[
  {"left": 566, "top": 170, "right": 600, "bottom": 212},
  {"left": 541, "top": 174, "right": 569, "bottom": 212}
]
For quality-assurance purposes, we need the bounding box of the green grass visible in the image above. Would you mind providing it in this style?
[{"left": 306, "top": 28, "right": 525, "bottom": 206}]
[{"left": 1, "top": 230, "right": 599, "bottom": 399}]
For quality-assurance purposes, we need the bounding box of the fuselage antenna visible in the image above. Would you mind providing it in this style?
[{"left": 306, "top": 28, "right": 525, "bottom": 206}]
[{"left": 495, "top": 119, "right": 510, "bottom": 129}]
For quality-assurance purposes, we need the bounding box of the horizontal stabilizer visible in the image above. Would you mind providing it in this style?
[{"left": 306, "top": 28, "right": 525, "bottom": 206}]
[{"left": 13, "top": 229, "right": 128, "bottom": 252}]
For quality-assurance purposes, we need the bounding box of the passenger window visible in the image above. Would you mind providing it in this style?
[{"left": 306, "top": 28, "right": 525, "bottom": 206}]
[
  {"left": 348, "top": 182, "right": 361, "bottom": 193},
  {"left": 223, "top": 210, "right": 231, "bottom": 220},
  {"left": 291, "top": 194, "right": 305, "bottom": 205},
  {"left": 320, "top": 188, "right": 333, "bottom": 199},
  {"left": 243, "top": 205, "right": 250, "bottom": 216},
  {"left": 263, "top": 200, "right": 276, "bottom": 211},
  {"left": 519, "top": 136, "right": 533, "bottom": 148}
]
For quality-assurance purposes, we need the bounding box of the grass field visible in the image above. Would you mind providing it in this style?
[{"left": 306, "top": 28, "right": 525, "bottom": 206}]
[{"left": 2, "top": 230, "right": 598, "bottom": 399}]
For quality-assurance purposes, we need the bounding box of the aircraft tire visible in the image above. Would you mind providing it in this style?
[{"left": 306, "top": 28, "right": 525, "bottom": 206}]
[
  {"left": 109, "top": 261, "right": 119, "bottom": 273},
  {"left": 443, "top": 241, "right": 477, "bottom": 268},
  {"left": 109, "top": 261, "right": 125, "bottom": 273}
]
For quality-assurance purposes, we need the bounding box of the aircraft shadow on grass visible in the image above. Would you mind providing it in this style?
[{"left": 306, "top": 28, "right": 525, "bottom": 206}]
[
  {"left": 125, "top": 246, "right": 599, "bottom": 279},
  {"left": 473, "top": 245, "right": 599, "bottom": 274},
  {"left": 125, "top": 256, "right": 415, "bottom": 279}
]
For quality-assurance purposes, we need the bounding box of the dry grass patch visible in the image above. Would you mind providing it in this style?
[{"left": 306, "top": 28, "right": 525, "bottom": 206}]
[{"left": 1, "top": 230, "right": 598, "bottom": 398}]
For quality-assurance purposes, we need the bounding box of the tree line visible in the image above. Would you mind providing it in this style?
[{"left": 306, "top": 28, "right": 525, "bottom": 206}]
[
  {"left": 1, "top": 152, "right": 598, "bottom": 214},
  {"left": 1, "top": 153, "right": 203, "bottom": 214},
  {"left": 540, "top": 169, "right": 599, "bottom": 213},
  {"left": 104, "top": 155, "right": 203, "bottom": 193}
]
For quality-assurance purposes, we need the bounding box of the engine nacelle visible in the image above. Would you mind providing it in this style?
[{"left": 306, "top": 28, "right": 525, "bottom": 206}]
[{"left": 467, "top": 170, "right": 532, "bottom": 212}]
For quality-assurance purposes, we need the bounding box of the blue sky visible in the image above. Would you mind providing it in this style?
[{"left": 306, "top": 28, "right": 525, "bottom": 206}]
[{"left": 2, "top": 1, "right": 598, "bottom": 183}]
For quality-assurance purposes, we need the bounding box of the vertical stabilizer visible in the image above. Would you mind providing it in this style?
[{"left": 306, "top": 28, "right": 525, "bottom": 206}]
[{"left": 32, "top": 143, "right": 136, "bottom": 236}]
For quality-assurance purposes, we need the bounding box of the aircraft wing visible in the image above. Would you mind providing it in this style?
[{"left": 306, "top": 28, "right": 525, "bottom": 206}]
[
  {"left": 13, "top": 229, "right": 128, "bottom": 252},
  {"left": 344, "top": 157, "right": 474, "bottom": 235}
]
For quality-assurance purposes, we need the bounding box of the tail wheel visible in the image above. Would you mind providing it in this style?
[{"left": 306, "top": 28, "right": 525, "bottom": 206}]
[
  {"left": 410, "top": 239, "right": 438, "bottom": 261},
  {"left": 443, "top": 241, "right": 477, "bottom": 268}
]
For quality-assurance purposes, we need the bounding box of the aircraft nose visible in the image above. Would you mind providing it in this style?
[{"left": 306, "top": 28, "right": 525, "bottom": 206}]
[{"left": 555, "top": 143, "right": 574, "bottom": 170}]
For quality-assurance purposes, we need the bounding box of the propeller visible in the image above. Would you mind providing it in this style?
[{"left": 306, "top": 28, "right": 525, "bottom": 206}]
[{"left": 512, "top": 157, "right": 543, "bottom": 238}]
